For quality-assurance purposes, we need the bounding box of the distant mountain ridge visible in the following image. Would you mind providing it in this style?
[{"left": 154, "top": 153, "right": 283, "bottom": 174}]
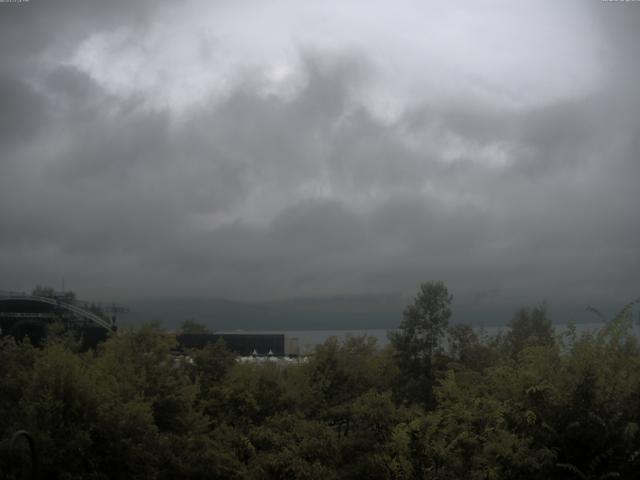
[
  {"left": 121, "top": 295, "right": 407, "bottom": 331},
  {"left": 117, "top": 294, "right": 614, "bottom": 331}
]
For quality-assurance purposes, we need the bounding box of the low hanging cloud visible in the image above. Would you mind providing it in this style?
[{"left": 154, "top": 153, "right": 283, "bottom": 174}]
[{"left": 0, "top": 0, "right": 638, "bottom": 317}]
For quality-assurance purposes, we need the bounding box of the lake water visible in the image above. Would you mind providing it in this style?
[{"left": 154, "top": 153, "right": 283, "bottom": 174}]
[{"left": 219, "top": 321, "right": 640, "bottom": 354}]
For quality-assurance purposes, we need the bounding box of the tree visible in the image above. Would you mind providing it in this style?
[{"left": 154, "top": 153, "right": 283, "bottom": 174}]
[
  {"left": 506, "top": 304, "right": 555, "bottom": 354},
  {"left": 395, "top": 282, "right": 453, "bottom": 358},
  {"left": 193, "top": 338, "right": 235, "bottom": 390},
  {"left": 249, "top": 414, "right": 340, "bottom": 480},
  {"left": 179, "top": 319, "right": 212, "bottom": 335},
  {"left": 305, "top": 336, "right": 383, "bottom": 411},
  {"left": 390, "top": 281, "right": 453, "bottom": 407},
  {"left": 447, "top": 324, "right": 477, "bottom": 363}
]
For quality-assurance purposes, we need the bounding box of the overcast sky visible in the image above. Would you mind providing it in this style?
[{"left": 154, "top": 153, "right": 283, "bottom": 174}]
[{"left": 1, "top": 1, "right": 638, "bottom": 313}]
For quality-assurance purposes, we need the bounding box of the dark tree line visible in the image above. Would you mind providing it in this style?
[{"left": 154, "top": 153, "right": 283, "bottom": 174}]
[{"left": 1, "top": 282, "right": 639, "bottom": 479}]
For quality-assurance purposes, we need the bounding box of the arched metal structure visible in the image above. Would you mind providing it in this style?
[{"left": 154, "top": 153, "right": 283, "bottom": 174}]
[{"left": 0, "top": 292, "right": 115, "bottom": 332}]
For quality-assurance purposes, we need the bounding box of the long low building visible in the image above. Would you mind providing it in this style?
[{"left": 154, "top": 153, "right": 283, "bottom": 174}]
[{"left": 176, "top": 333, "right": 300, "bottom": 357}]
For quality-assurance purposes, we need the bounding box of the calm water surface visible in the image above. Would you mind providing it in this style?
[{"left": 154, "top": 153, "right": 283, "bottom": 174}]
[{"left": 220, "top": 322, "right": 640, "bottom": 354}]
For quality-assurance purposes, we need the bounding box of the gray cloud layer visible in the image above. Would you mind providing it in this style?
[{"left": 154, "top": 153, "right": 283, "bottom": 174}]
[{"left": 1, "top": 1, "right": 638, "bottom": 317}]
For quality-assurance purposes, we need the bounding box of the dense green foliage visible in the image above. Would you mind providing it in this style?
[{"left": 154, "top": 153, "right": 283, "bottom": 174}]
[
  {"left": 389, "top": 281, "right": 453, "bottom": 408},
  {"left": 1, "top": 285, "right": 640, "bottom": 479}
]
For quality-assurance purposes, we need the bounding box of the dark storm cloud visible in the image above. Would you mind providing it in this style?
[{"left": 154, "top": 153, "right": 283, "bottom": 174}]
[
  {"left": 0, "top": 1, "right": 638, "bottom": 316},
  {"left": 0, "top": 73, "right": 50, "bottom": 146},
  {"left": 0, "top": 0, "right": 161, "bottom": 63}
]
